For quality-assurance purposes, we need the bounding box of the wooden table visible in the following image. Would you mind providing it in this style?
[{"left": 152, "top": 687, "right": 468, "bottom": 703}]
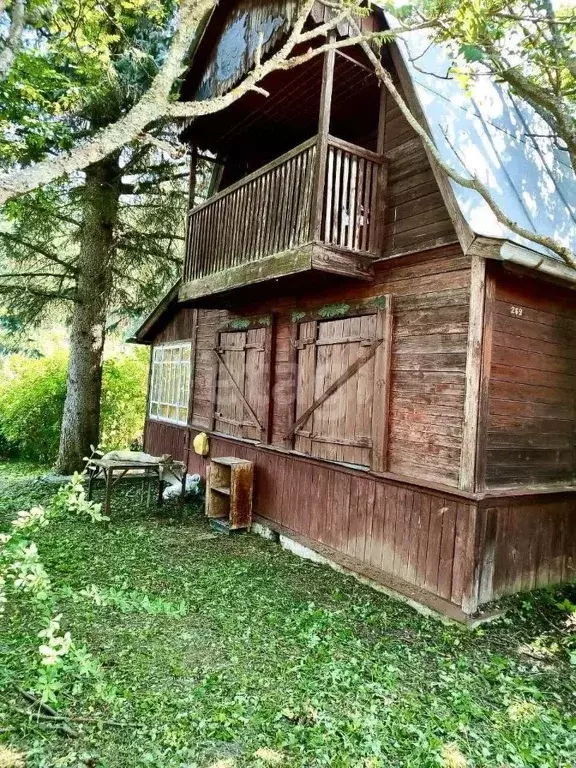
[{"left": 86, "top": 458, "right": 167, "bottom": 517}]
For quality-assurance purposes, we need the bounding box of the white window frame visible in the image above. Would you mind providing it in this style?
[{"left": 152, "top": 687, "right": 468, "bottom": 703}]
[{"left": 148, "top": 341, "right": 192, "bottom": 426}]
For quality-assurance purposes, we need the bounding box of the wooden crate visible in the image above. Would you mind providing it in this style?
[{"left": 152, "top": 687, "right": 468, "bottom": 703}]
[{"left": 205, "top": 456, "right": 254, "bottom": 530}]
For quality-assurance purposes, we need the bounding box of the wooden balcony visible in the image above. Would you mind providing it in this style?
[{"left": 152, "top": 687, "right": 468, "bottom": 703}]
[{"left": 179, "top": 135, "right": 386, "bottom": 302}]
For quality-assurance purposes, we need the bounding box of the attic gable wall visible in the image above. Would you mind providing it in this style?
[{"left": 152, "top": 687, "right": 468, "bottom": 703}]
[
  {"left": 193, "top": 0, "right": 302, "bottom": 101},
  {"left": 382, "top": 84, "right": 458, "bottom": 258}
]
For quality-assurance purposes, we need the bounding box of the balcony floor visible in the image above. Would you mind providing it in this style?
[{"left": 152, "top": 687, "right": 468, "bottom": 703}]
[{"left": 178, "top": 242, "right": 374, "bottom": 303}]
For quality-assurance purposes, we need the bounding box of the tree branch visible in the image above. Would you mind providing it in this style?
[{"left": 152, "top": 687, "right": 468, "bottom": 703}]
[
  {"left": 0, "top": 0, "right": 216, "bottom": 205},
  {"left": 0, "top": 0, "right": 378, "bottom": 203},
  {"left": 347, "top": 16, "right": 576, "bottom": 270},
  {"left": 0, "top": 271, "right": 71, "bottom": 279},
  {"left": 0, "top": 0, "right": 25, "bottom": 79},
  {"left": 0, "top": 284, "right": 76, "bottom": 301},
  {"left": 0, "top": 230, "right": 78, "bottom": 272}
]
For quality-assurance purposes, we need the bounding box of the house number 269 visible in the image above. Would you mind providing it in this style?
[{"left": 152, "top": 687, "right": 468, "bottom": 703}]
[{"left": 510, "top": 306, "right": 523, "bottom": 317}]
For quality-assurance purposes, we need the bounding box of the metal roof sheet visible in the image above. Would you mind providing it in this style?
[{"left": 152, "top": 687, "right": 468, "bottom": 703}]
[{"left": 383, "top": 12, "right": 576, "bottom": 263}]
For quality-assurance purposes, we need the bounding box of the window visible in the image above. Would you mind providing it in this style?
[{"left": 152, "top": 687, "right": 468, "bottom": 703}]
[
  {"left": 212, "top": 324, "right": 272, "bottom": 442},
  {"left": 149, "top": 342, "right": 192, "bottom": 425},
  {"left": 289, "top": 304, "right": 392, "bottom": 470}
]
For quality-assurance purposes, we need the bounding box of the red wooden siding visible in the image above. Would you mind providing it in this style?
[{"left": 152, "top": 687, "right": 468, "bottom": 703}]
[
  {"left": 146, "top": 420, "right": 478, "bottom": 611},
  {"left": 191, "top": 309, "right": 225, "bottom": 430},
  {"left": 186, "top": 245, "right": 470, "bottom": 488},
  {"left": 151, "top": 306, "right": 197, "bottom": 344},
  {"left": 145, "top": 420, "right": 188, "bottom": 462},
  {"left": 477, "top": 496, "right": 576, "bottom": 602},
  {"left": 484, "top": 269, "right": 576, "bottom": 488},
  {"left": 145, "top": 421, "right": 576, "bottom": 611}
]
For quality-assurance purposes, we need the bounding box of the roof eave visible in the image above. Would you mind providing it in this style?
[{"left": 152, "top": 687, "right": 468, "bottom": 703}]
[
  {"left": 469, "top": 236, "right": 576, "bottom": 288},
  {"left": 126, "top": 280, "right": 182, "bottom": 345}
]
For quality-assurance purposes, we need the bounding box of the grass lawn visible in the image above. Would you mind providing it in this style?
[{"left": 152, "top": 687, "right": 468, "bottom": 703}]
[{"left": 1, "top": 461, "right": 576, "bottom": 768}]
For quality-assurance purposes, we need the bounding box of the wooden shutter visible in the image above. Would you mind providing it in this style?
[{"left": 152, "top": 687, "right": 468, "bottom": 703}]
[
  {"left": 212, "top": 325, "right": 272, "bottom": 442},
  {"left": 291, "top": 305, "right": 391, "bottom": 469}
]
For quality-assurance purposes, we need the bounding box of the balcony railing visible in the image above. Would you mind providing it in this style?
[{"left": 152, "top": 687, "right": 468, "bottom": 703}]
[{"left": 183, "top": 134, "right": 385, "bottom": 284}]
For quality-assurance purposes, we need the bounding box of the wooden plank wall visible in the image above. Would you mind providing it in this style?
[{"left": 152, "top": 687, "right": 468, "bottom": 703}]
[
  {"left": 382, "top": 86, "right": 458, "bottom": 257},
  {"left": 185, "top": 245, "right": 471, "bottom": 488},
  {"left": 477, "top": 496, "right": 576, "bottom": 602},
  {"left": 151, "top": 306, "right": 197, "bottom": 344},
  {"left": 484, "top": 268, "right": 576, "bottom": 488},
  {"left": 145, "top": 421, "right": 188, "bottom": 462},
  {"left": 192, "top": 309, "right": 226, "bottom": 430},
  {"left": 145, "top": 420, "right": 477, "bottom": 610}
]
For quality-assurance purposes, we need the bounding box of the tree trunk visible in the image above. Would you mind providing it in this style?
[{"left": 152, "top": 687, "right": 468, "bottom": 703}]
[{"left": 56, "top": 155, "right": 120, "bottom": 474}]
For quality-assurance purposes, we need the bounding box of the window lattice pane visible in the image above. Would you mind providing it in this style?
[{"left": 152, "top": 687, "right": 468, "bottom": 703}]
[{"left": 149, "top": 342, "right": 192, "bottom": 426}]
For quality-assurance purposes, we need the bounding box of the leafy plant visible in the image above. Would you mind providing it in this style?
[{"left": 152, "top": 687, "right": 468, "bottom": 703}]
[
  {"left": 0, "top": 471, "right": 108, "bottom": 704},
  {"left": 0, "top": 351, "right": 67, "bottom": 463},
  {"left": 1, "top": 463, "right": 576, "bottom": 766},
  {"left": 0, "top": 346, "right": 149, "bottom": 463}
]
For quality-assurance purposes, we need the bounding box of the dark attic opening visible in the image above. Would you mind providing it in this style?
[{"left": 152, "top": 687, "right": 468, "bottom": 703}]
[{"left": 181, "top": 41, "right": 381, "bottom": 186}]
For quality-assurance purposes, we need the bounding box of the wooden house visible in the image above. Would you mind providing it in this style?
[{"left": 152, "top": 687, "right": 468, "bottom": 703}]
[{"left": 131, "top": 0, "right": 576, "bottom": 620}]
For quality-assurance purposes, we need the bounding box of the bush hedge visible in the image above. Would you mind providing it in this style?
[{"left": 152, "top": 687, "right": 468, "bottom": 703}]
[{"left": 0, "top": 346, "right": 149, "bottom": 464}]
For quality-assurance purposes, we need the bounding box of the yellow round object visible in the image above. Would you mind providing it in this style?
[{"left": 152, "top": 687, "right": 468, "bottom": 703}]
[{"left": 193, "top": 432, "right": 209, "bottom": 456}]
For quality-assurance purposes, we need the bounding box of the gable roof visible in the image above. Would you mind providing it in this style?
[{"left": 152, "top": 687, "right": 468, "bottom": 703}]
[{"left": 381, "top": 10, "right": 576, "bottom": 272}]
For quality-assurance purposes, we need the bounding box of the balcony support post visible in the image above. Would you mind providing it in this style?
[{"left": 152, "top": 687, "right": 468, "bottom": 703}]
[
  {"left": 184, "top": 144, "right": 198, "bottom": 282},
  {"left": 311, "top": 31, "right": 336, "bottom": 242},
  {"left": 372, "top": 83, "right": 388, "bottom": 256}
]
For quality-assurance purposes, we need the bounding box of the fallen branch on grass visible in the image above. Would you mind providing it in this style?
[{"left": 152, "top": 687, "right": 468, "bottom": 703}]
[
  {"left": 15, "top": 686, "right": 135, "bottom": 735},
  {"left": 13, "top": 707, "right": 79, "bottom": 738}
]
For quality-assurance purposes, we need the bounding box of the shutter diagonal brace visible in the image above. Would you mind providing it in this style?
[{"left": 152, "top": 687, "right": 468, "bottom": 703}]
[
  {"left": 213, "top": 349, "right": 264, "bottom": 433},
  {"left": 283, "top": 337, "right": 383, "bottom": 441}
]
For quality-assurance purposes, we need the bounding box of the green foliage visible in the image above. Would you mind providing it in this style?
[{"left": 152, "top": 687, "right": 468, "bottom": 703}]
[
  {"left": 408, "top": 0, "right": 576, "bottom": 169},
  {"left": 0, "top": 0, "right": 190, "bottom": 335},
  {"left": 1, "top": 465, "right": 576, "bottom": 766},
  {"left": 73, "top": 584, "right": 188, "bottom": 616},
  {"left": 100, "top": 348, "right": 149, "bottom": 452},
  {"left": 0, "top": 346, "right": 149, "bottom": 463},
  {"left": 0, "top": 351, "right": 68, "bottom": 463},
  {"left": 0, "top": 470, "right": 108, "bottom": 706},
  {"left": 318, "top": 302, "right": 351, "bottom": 318},
  {"left": 0, "top": 0, "right": 177, "bottom": 167}
]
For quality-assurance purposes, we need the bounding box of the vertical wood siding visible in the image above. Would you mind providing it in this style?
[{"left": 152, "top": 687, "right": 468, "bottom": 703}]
[
  {"left": 191, "top": 309, "right": 226, "bottom": 430},
  {"left": 484, "top": 269, "right": 576, "bottom": 488},
  {"left": 477, "top": 496, "right": 576, "bottom": 602},
  {"left": 145, "top": 420, "right": 188, "bottom": 462},
  {"left": 294, "top": 315, "right": 377, "bottom": 466},
  {"left": 145, "top": 420, "right": 477, "bottom": 609},
  {"left": 152, "top": 307, "right": 197, "bottom": 344},
  {"left": 145, "top": 422, "right": 576, "bottom": 609}
]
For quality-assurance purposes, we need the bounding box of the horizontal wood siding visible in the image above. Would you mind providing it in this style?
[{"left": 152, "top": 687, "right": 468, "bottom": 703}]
[
  {"left": 383, "top": 95, "right": 457, "bottom": 257},
  {"left": 484, "top": 269, "right": 576, "bottom": 488},
  {"left": 373, "top": 250, "right": 470, "bottom": 487},
  {"left": 152, "top": 306, "right": 197, "bottom": 344}
]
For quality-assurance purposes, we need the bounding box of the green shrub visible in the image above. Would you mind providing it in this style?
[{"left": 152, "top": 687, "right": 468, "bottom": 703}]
[
  {"left": 100, "top": 349, "right": 149, "bottom": 452},
  {"left": 0, "top": 351, "right": 68, "bottom": 462},
  {"left": 0, "top": 346, "right": 149, "bottom": 463}
]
